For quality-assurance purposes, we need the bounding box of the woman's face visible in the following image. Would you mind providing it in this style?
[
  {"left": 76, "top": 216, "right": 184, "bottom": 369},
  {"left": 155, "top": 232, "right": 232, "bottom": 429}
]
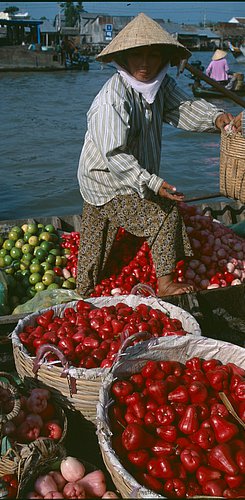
[{"left": 125, "top": 46, "right": 164, "bottom": 81}]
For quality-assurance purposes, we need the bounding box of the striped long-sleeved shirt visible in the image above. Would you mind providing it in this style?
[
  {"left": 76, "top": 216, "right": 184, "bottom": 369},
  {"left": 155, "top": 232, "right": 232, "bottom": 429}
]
[{"left": 77, "top": 72, "right": 224, "bottom": 206}]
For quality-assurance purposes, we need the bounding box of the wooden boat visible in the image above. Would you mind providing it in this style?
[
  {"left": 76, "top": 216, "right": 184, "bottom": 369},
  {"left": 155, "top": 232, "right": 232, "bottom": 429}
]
[
  {"left": 228, "top": 41, "right": 245, "bottom": 63},
  {"left": 191, "top": 83, "right": 245, "bottom": 99}
]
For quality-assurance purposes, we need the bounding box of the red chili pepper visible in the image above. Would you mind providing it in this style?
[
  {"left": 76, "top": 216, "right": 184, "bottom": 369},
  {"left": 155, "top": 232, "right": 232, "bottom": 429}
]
[
  {"left": 209, "top": 415, "right": 239, "bottom": 443},
  {"left": 178, "top": 405, "right": 199, "bottom": 435},
  {"left": 163, "top": 478, "right": 187, "bottom": 498},
  {"left": 209, "top": 443, "right": 239, "bottom": 475},
  {"left": 224, "top": 474, "right": 244, "bottom": 489},
  {"left": 121, "top": 423, "right": 155, "bottom": 451}
]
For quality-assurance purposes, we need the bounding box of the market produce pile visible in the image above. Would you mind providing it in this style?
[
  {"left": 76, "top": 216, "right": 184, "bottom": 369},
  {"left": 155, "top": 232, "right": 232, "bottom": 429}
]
[
  {"left": 25, "top": 456, "right": 119, "bottom": 499},
  {"left": 0, "top": 203, "right": 245, "bottom": 314},
  {"left": 1, "top": 387, "right": 63, "bottom": 444},
  {"left": 0, "top": 224, "right": 78, "bottom": 313},
  {"left": 109, "top": 357, "right": 245, "bottom": 498},
  {"left": 18, "top": 300, "right": 189, "bottom": 369}
]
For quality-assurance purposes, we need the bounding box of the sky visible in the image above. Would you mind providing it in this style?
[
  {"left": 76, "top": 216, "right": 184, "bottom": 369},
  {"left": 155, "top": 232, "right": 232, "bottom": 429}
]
[{"left": 0, "top": 1, "right": 244, "bottom": 24}]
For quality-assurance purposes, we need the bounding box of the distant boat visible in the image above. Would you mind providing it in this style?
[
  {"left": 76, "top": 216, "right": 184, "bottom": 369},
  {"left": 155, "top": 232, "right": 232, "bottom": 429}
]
[
  {"left": 192, "top": 83, "right": 245, "bottom": 99},
  {"left": 228, "top": 41, "right": 245, "bottom": 63}
]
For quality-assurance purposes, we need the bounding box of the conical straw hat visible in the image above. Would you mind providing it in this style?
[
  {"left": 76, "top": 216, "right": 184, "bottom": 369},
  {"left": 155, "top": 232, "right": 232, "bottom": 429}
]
[
  {"left": 96, "top": 13, "right": 191, "bottom": 64},
  {"left": 212, "top": 49, "right": 227, "bottom": 61}
]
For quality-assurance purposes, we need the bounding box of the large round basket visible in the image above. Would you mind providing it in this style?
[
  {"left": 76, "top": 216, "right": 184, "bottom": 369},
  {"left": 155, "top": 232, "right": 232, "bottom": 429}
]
[
  {"left": 220, "top": 128, "right": 245, "bottom": 203},
  {"left": 11, "top": 295, "right": 201, "bottom": 424},
  {"left": 0, "top": 371, "right": 67, "bottom": 479},
  {"left": 97, "top": 334, "right": 245, "bottom": 499}
]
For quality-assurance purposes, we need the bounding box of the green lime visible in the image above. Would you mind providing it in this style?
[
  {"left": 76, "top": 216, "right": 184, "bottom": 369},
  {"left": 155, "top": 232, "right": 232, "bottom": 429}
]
[
  {"left": 0, "top": 257, "right": 5, "bottom": 267},
  {"left": 3, "top": 239, "right": 15, "bottom": 251},
  {"left": 44, "top": 224, "right": 56, "bottom": 233},
  {"left": 0, "top": 248, "right": 7, "bottom": 257},
  {"left": 39, "top": 231, "right": 53, "bottom": 242},
  {"left": 35, "top": 282, "right": 46, "bottom": 292},
  {"left": 40, "top": 240, "right": 54, "bottom": 252},
  {"left": 27, "top": 223, "right": 39, "bottom": 235},
  {"left": 23, "top": 231, "right": 33, "bottom": 242},
  {"left": 42, "top": 273, "right": 55, "bottom": 286},
  {"left": 47, "top": 283, "right": 60, "bottom": 290},
  {"left": 34, "top": 247, "right": 48, "bottom": 262},
  {"left": 29, "top": 262, "right": 43, "bottom": 274},
  {"left": 15, "top": 238, "right": 25, "bottom": 249},
  {"left": 29, "top": 272, "right": 42, "bottom": 285},
  {"left": 8, "top": 230, "right": 19, "bottom": 241},
  {"left": 4, "top": 254, "right": 12, "bottom": 266},
  {"left": 49, "top": 248, "right": 61, "bottom": 256},
  {"left": 46, "top": 253, "right": 56, "bottom": 265},
  {"left": 22, "top": 243, "right": 34, "bottom": 255},
  {"left": 40, "top": 261, "right": 52, "bottom": 272},
  {"left": 10, "top": 247, "right": 22, "bottom": 259},
  {"left": 28, "top": 235, "right": 39, "bottom": 247}
]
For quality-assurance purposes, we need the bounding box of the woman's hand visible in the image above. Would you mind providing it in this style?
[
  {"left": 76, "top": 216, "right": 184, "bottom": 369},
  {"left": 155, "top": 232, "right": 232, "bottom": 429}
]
[
  {"left": 158, "top": 181, "right": 185, "bottom": 201},
  {"left": 215, "top": 112, "right": 242, "bottom": 131}
]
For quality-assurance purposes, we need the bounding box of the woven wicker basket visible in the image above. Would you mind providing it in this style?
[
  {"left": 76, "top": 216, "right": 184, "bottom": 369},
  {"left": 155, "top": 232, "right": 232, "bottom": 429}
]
[
  {"left": 18, "top": 443, "right": 98, "bottom": 499},
  {"left": 12, "top": 295, "right": 201, "bottom": 424},
  {"left": 220, "top": 128, "right": 245, "bottom": 203},
  {"left": 0, "top": 371, "right": 67, "bottom": 478},
  {"left": 97, "top": 334, "right": 245, "bottom": 499}
]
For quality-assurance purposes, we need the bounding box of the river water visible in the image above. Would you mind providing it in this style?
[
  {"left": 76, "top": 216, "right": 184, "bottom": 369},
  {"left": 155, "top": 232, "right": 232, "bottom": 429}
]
[{"left": 1, "top": 51, "right": 244, "bottom": 221}]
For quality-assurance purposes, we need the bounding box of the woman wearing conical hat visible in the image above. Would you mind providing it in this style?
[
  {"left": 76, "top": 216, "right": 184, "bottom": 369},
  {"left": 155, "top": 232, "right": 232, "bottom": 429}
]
[
  {"left": 76, "top": 13, "right": 242, "bottom": 298},
  {"left": 206, "top": 49, "right": 230, "bottom": 84}
]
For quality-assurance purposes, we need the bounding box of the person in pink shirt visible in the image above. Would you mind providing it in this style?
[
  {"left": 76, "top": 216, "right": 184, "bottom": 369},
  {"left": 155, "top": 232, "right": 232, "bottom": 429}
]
[{"left": 206, "top": 49, "right": 230, "bottom": 84}]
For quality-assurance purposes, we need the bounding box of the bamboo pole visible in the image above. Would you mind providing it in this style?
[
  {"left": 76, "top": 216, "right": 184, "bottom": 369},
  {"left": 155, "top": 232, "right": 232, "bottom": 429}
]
[{"left": 184, "top": 61, "right": 245, "bottom": 108}]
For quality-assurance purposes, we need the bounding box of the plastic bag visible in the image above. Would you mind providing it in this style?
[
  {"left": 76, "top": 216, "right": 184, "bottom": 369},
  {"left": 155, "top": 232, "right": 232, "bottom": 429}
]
[
  {"left": 12, "top": 288, "right": 82, "bottom": 315},
  {"left": 229, "top": 220, "right": 245, "bottom": 238}
]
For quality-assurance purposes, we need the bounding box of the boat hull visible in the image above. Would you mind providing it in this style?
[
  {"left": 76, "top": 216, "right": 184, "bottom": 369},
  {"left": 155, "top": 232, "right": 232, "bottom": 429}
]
[{"left": 192, "top": 85, "right": 245, "bottom": 99}]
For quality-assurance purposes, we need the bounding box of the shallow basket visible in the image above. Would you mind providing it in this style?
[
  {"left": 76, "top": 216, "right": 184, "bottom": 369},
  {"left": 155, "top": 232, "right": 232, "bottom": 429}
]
[
  {"left": 220, "top": 128, "right": 245, "bottom": 203},
  {"left": 11, "top": 295, "right": 201, "bottom": 424},
  {"left": 97, "top": 334, "right": 245, "bottom": 499},
  {"left": 0, "top": 371, "right": 67, "bottom": 479}
]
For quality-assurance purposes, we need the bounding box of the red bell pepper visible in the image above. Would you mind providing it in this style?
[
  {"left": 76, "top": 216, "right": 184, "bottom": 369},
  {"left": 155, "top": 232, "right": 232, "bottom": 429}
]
[
  {"left": 202, "top": 479, "right": 226, "bottom": 497},
  {"left": 190, "top": 426, "right": 216, "bottom": 450},
  {"left": 127, "top": 449, "right": 150, "bottom": 469},
  {"left": 168, "top": 385, "right": 189, "bottom": 403},
  {"left": 188, "top": 381, "right": 208, "bottom": 403},
  {"left": 155, "top": 425, "right": 177, "bottom": 443},
  {"left": 155, "top": 404, "right": 176, "bottom": 426}
]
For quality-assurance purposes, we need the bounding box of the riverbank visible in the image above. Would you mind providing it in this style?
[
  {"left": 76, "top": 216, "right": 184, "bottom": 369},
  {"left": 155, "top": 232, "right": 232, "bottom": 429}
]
[{"left": 0, "top": 45, "right": 66, "bottom": 71}]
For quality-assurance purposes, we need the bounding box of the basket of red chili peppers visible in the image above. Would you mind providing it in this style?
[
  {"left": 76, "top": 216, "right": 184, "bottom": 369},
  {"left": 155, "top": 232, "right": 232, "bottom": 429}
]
[
  {"left": 11, "top": 294, "right": 201, "bottom": 423},
  {"left": 97, "top": 334, "right": 245, "bottom": 499},
  {"left": 0, "top": 371, "right": 67, "bottom": 485}
]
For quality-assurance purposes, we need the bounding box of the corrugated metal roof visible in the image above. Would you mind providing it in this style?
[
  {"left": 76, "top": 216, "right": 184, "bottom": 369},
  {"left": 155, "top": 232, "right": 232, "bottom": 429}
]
[{"left": 39, "top": 19, "right": 56, "bottom": 33}]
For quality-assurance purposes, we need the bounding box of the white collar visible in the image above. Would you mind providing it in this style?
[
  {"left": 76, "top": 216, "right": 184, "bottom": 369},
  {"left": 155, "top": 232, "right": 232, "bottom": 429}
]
[{"left": 114, "top": 63, "right": 169, "bottom": 104}]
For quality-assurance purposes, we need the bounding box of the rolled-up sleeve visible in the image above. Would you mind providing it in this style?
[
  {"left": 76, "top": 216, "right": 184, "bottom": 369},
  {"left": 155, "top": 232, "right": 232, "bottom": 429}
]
[
  {"left": 163, "top": 76, "right": 224, "bottom": 132},
  {"left": 89, "top": 102, "right": 163, "bottom": 197}
]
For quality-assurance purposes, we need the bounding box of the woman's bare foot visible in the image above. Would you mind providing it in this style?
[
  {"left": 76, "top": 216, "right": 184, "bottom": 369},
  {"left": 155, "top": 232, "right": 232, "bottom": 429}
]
[{"left": 157, "top": 275, "right": 195, "bottom": 297}]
